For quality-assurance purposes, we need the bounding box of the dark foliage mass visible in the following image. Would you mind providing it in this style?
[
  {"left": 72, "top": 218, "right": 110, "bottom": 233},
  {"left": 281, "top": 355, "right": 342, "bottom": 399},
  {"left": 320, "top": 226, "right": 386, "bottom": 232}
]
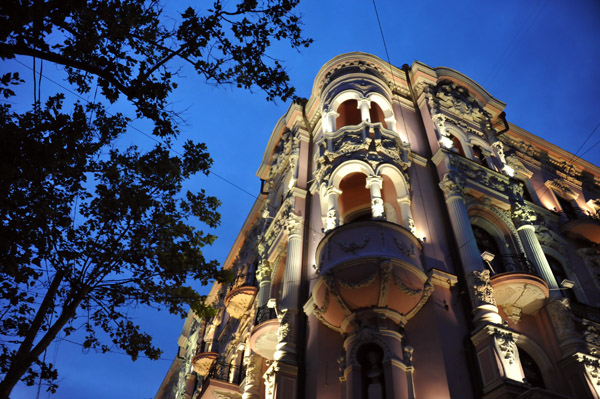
[{"left": 0, "top": 0, "right": 311, "bottom": 396}]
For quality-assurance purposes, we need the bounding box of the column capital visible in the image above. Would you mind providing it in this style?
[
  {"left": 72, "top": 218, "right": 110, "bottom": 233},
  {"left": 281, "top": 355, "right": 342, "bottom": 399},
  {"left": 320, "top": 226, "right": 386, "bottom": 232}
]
[
  {"left": 365, "top": 175, "right": 384, "bottom": 189},
  {"left": 285, "top": 213, "right": 303, "bottom": 237},
  {"left": 256, "top": 260, "right": 273, "bottom": 283},
  {"left": 357, "top": 97, "right": 372, "bottom": 108},
  {"left": 325, "top": 185, "right": 343, "bottom": 197},
  {"left": 439, "top": 173, "right": 464, "bottom": 200},
  {"left": 512, "top": 201, "right": 537, "bottom": 227}
]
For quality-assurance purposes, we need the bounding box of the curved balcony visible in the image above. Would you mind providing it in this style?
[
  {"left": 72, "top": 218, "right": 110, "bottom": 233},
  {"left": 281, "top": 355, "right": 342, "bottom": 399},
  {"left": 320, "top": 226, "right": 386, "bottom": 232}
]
[
  {"left": 311, "top": 221, "right": 430, "bottom": 333},
  {"left": 192, "top": 352, "right": 218, "bottom": 376},
  {"left": 490, "top": 272, "right": 549, "bottom": 323},
  {"left": 224, "top": 273, "right": 258, "bottom": 319},
  {"left": 249, "top": 305, "right": 279, "bottom": 360}
]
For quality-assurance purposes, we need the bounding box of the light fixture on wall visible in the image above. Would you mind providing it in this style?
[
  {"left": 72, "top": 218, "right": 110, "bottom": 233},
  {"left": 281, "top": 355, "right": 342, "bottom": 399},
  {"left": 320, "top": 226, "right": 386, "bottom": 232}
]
[{"left": 481, "top": 251, "right": 496, "bottom": 274}]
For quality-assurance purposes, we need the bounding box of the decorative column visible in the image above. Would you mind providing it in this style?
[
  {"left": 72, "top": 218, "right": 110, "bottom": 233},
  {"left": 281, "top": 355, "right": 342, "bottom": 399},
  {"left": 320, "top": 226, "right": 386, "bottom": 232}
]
[
  {"left": 323, "top": 109, "right": 339, "bottom": 133},
  {"left": 325, "top": 186, "right": 342, "bottom": 232},
  {"left": 511, "top": 202, "right": 559, "bottom": 291},
  {"left": 357, "top": 98, "right": 371, "bottom": 122},
  {"left": 256, "top": 252, "right": 273, "bottom": 308},
  {"left": 366, "top": 175, "right": 385, "bottom": 219},
  {"left": 439, "top": 173, "right": 502, "bottom": 325},
  {"left": 242, "top": 353, "right": 262, "bottom": 399},
  {"left": 275, "top": 214, "right": 304, "bottom": 364},
  {"left": 397, "top": 197, "right": 416, "bottom": 234}
]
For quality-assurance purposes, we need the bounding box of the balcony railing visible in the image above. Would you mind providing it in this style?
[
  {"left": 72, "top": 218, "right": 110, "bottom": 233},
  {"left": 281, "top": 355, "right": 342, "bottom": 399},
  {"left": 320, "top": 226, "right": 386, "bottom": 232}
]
[
  {"left": 500, "top": 253, "right": 536, "bottom": 275},
  {"left": 255, "top": 304, "right": 278, "bottom": 325},
  {"left": 208, "top": 362, "right": 246, "bottom": 385}
]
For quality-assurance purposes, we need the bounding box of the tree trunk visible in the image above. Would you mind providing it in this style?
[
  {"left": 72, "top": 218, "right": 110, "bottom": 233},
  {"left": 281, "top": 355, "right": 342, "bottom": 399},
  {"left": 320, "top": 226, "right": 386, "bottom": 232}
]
[{"left": 0, "top": 271, "right": 83, "bottom": 399}]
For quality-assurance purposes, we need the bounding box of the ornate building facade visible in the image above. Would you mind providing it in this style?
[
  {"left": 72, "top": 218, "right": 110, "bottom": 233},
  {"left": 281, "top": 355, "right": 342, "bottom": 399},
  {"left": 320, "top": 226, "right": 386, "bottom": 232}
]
[{"left": 155, "top": 53, "right": 600, "bottom": 399}]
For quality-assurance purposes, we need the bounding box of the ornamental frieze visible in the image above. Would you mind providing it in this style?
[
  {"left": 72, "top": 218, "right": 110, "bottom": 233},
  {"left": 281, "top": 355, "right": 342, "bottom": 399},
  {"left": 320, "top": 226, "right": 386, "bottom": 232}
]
[
  {"left": 426, "top": 80, "right": 491, "bottom": 124},
  {"left": 314, "top": 123, "right": 411, "bottom": 186},
  {"left": 447, "top": 153, "right": 510, "bottom": 195}
]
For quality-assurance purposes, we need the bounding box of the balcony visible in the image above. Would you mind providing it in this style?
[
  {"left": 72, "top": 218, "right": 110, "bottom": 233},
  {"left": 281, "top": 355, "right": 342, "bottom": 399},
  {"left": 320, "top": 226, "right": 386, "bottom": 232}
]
[
  {"left": 197, "top": 361, "right": 246, "bottom": 398},
  {"left": 490, "top": 272, "right": 549, "bottom": 323},
  {"left": 249, "top": 305, "right": 279, "bottom": 360},
  {"left": 559, "top": 210, "right": 600, "bottom": 244},
  {"left": 191, "top": 352, "right": 218, "bottom": 376},
  {"left": 310, "top": 220, "right": 430, "bottom": 333},
  {"left": 224, "top": 273, "right": 258, "bottom": 319}
]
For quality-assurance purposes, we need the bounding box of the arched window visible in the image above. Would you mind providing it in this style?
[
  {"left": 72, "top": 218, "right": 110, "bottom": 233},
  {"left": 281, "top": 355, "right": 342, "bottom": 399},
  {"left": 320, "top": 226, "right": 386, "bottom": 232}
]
[
  {"left": 336, "top": 99, "right": 362, "bottom": 128},
  {"left": 518, "top": 347, "right": 545, "bottom": 388},
  {"left": 339, "top": 173, "right": 371, "bottom": 223},
  {"left": 369, "top": 102, "right": 386, "bottom": 124},
  {"left": 451, "top": 135, "right": 466, "bottom": 157},
  {"left": 357, "top": 343, "right": 386, "bottom": 399},
  {"left": 472, "top": 224, "right": 507, "bottom": 274}
]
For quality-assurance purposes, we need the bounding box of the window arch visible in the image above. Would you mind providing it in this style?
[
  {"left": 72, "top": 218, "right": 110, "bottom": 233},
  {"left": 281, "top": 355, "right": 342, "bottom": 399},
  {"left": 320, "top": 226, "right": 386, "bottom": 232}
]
[{"left": 518, "top": 347, "right": 545, "bottom": 388}]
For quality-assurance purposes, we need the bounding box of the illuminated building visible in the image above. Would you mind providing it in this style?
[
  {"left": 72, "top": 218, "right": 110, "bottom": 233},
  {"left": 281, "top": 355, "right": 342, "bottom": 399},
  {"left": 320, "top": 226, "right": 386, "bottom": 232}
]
[{"left": 156, "top": 52, "right": 600, "bottom": 399}]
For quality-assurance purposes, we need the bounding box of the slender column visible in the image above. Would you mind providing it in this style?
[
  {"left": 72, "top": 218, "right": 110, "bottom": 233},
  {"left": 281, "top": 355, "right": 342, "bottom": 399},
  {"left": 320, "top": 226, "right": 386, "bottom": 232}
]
[
  {"left": 439, "top": 173, "right": 502, "bottom": 325},
  {"left": 275, "top": 215, "right": 304, "bottom": 364},
  {"left": 323, "top": 110, "right": 339, "bottom": 133},
  {"left": 511, "top": 203, "right": 559, "bottom": 291},
  {"left": 357, "top": 98, "right": 371, "bottom": 122},
  {"left": 439, "top": 174, "right": 484, "bottom": 272},
  {"left": 325, "top": 186, "right": 342, "bottom": 232},
  {"left": 280, "top": 215, "right": 303, "bottom": 311},
  {"left": 397, "top": 197, "right": 415, "bottom": 234},
  {"left": 366, "top": 175, "right": 385, "bottom": 219},
  {"left": 256, "top": 254, "right": 273, "bottom": 308}
]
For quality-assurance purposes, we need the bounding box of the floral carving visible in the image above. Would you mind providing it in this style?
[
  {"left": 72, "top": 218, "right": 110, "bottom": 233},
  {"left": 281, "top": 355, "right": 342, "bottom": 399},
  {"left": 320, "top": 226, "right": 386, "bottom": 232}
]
[
  {"left": 511, "top": 201, "right": 537, "bottom": 226},
  {"left": 439, "top": 173, "right": 464, "bottom": 200},
  {"left": 491, "top": 329, "right": 517, "bottom": 365},
  {"left": 336, "top": 235, "right": 370, "bottom": 254},
  {"left": 468, "top": 270, "right": 496, "bottom": 306},
  {"left": 393, "top": 236, "right": 415, "bottom": 257}
]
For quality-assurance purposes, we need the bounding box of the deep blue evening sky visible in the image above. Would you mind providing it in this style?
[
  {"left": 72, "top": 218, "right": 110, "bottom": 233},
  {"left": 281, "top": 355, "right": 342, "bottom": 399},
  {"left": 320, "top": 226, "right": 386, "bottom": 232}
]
[{"left": 5, "top": 0, "right": 600, "bottom": 398}]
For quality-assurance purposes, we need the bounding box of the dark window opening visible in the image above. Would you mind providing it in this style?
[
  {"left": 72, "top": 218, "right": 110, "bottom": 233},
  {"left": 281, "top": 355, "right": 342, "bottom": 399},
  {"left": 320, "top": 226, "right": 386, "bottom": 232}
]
[
  {"left": 557, "top": 196, "right": 577, "bottom": 220},
  {"left": 472, "top": 145, "right": 489, "bottom": 167},
  {"left": 472, "top": 224, "right": 507, "bottom": 274},
  {"left": 522, "top": 184, "right": 535, "bottom": 203},
  {"left": 546, "top": 254, "right": 576, "bottom": 301},
  {"left": 518, "top": 347, "right": 545, "bottom": 389}
]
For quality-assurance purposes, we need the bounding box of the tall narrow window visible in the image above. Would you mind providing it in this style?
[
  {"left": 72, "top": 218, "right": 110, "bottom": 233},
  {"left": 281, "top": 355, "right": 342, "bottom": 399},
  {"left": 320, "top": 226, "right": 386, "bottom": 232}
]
[
  {"left": 472, "top": 145, "right": 489, "bottom": 167},
  {"left": 557, "top": 196, "right": 577, "bottom": 220},
  {"left": 546, "top": 254, "right": 576, "bottom": 301},
  {"left": 451, "top": 135, "right": 466, "bottom": 157},
  {"left": 472, "top": 225, "right": 507, "bottom": 274}
]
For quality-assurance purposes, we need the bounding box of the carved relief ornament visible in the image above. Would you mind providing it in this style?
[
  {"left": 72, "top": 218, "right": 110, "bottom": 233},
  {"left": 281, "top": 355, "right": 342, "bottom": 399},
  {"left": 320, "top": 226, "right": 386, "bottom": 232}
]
[
  {"left": 467, "top": 270, "right": 497, "bottom": 307},
  {"left": 439, "top": 173, "right": 464, "bottom": 200}
]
